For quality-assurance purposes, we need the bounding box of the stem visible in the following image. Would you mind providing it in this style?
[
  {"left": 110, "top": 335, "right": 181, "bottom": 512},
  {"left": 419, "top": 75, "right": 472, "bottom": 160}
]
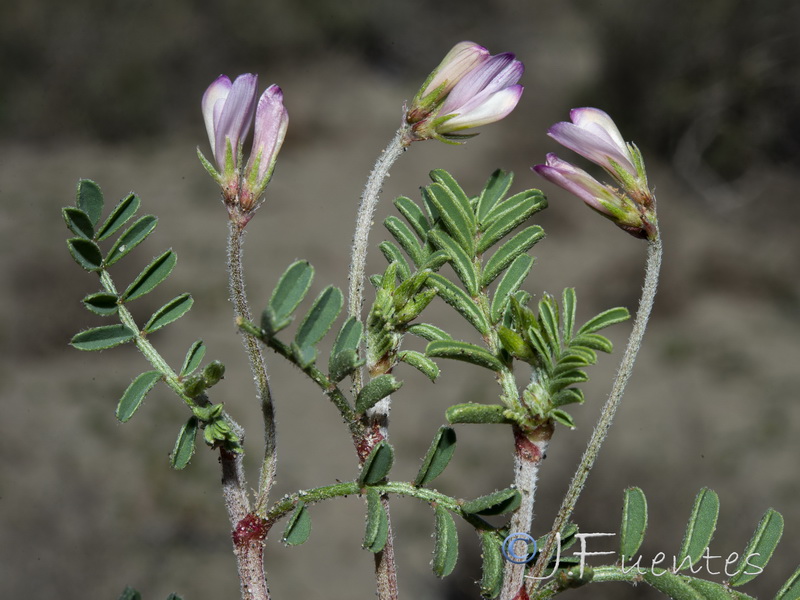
[
  {"left": 227, "top": 222, "right": 278, "bottom": 517},
  {"left": 528, "top": 234, "right": 662, "bottom": 588},
  {"left": 347, "top": 125, "right": 411, "bottom": 388},
  {"left": 346, "top": 124, "right": 411, "bottom": 600}
]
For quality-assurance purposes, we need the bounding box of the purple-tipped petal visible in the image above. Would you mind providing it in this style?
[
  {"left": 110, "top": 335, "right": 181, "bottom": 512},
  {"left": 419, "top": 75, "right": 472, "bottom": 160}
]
[
  {"left": 570, "top": 107, "right": 627, "bottom": 151},
  {"left": 548, "top": 122, "right": 636, "bottom": 176},
  {"left": 440, "top": 53, "right": 521, "bottom": 114},
  {"left": 438, "top": 85, "right": 523, "bottom": 133},
  {"left": 246, "top": 84, "right": 289, "bottom": 183},
  {"left": 420, "top": 41, "right": 490, "bottom": 99},
  {"left": 533, "top": 154, "right": 614, "bottom": 214},
  {"left": 202, "top": 75, "right": 231, "bottom": 160},
  {"left": 214, "top": 73, "right": 258, "bottom": 167}
]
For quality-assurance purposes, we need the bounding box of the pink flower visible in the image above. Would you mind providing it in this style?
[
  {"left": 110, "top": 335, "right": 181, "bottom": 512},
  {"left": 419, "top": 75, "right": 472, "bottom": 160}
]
[
  {"left": 407, "top": 42, "right": 524, "bottom": 142},
  {"left": 533, "top": 108, "right": 656, "bottom": 239},
  {"left": 199, "top": 74, "right": 289, "bottom": 220}
]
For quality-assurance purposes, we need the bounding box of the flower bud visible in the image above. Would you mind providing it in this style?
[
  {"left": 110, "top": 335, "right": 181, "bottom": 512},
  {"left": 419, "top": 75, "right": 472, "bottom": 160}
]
[
  {"left": 533, "top": 108, "right": 657, "bottom": 240},
  {"left": 406, "top": 42, "right": 524, "bottom": 143}
]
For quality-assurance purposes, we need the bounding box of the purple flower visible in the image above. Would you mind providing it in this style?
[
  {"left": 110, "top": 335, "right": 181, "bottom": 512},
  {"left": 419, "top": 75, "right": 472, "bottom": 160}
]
[
  {"left": 407, "top": 42, "right": 524, "bottom": 142},
  {"left": 533, "top": 108, "right": 656, "bottom": 239},
  {"left": 199, "top": 74, "right": 289, "bottom": 222},
  {"left": 202, "top": 74, "right": 258, "bottom": 173}
]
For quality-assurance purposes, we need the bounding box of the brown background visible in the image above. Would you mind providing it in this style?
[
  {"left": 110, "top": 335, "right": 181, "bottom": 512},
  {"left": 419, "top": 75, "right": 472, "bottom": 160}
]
[{"left": 2, "top": 1, "right": 800, "bottom": 599}]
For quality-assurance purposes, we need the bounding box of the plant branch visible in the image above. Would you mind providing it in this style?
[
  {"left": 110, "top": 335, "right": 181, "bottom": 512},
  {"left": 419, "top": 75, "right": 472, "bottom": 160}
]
[
  {"left": 228, "top": 221, "right": 278, "bottom": 516},
  {"left": 528, "top": 233, "right": 662, "bottom": 588}
]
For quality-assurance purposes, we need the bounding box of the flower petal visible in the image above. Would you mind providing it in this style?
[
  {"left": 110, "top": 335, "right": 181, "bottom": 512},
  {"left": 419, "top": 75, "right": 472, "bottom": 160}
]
[
  {"left": 246, "top": 84, "right": 289, "bottom": 183},
  {"left": 214, "top": 73, "right": 258, "bottom": 167},
  {"left": 201, "top": 75, "right": 231, "bottom": 159},
  {"left": 548, "top": 122, "right": 636, "bottom": 176},
  {"left": 437, "top": 85, "right": 523, "bottom": 133},
  {"left": 440, "top": 53, "right": 521, "bottom": 114}
]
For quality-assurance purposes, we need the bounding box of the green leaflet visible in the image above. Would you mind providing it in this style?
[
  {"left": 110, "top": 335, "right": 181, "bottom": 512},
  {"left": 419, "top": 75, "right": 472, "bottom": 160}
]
[
  {"left": 775, "top": 565, "right": 800, "bottom": 600},
  {"left": 642, "top": 570, "right": 703, "bottom": 600},
  {"left": 363, "top": 488, "right": 389, "bottom": 552},
  {"left": 432, "top": 505, "right": 458, "bottom": 578},
  {"left": 490, "top": 254, "right": 534, "bottom": 324},
  {"left": 445, "top": 403, "right": 512, "bottom": 425},
  {"left": 477, "top": 190, "right": 546, "bottom": 254},
  {"left": 462, "top": 488, "right": 521, "bottom": 516},
  {"left": 393, "top": 195, "right": 430, "bottom": 239},
  {"left": 97, "top": 193, "right": 140, "bottom": 241},
  {"left": 481, "top": 225, "right": 544, "bottom": 288},
  {"left": 268, "top": 260, "right": 314, "bottom": 331},
  {"left": 358, "top": 440, "right": 394, "bottom": 485},
  {"left": 414, "top": 426, "right": 456, "bottom": 486},
  {"left": 293, "top": 286, "right": 343, "bottom": 364},
  {"left": 180, "top": 340, "right": 206, "bottom": 376},
  {"left": 121, "top": 250, "right": 177, "bottom": 302},
  {"left": 105, "top": 215, "right": 158, "bottom": 266},
  {"left": 82, "top": 292, "right": 119, "bottom": 316},
  {"left": 76, "top": 179, "right": 104, "bottom": 226},
  {"left": 426, "top": 340, "right": 504, "bottom": 372},
  {"left": 116, "top": 370, "right": 162, "bottom": 422},
  {"left": 429, "top": 169, "right": 476, "bottom": 232},
  {"left": 619, "top": 487, "right": 648, "bottom": 562},
  {"left": 63, "top": 207, "right": 94, "bottom": 239},
  {"left": 476, "top": 169, "right": 514, "bottom": 223},
  {"left": 355, "top": 375, "right": 402, "bottom": 414},
  {"left": 577, "top": 306, "right": 630, "bottom": 335},
  {"left": 67, "top": 237, "right": 103, "bottom": 271},
  {"left": 379, "top": 241, "right": 412, "bottom": 281},
  {"left": 428, "top": 273, "right": 488, "bottom": 334},
  {"left": 728, "top": 508, "right": 783, "bottom": 587},
  {"left": 677, "top": 488, "right": 719, "bottom": 570},
  {"left": 397, "top": 350, "right": 440, "bottom": 382},
  {"left": 562, "top": 287, "right": 576, "bottom": 341},
  {"left": 170, "top": 416, "right": 198, "bottom": 470},
  {"left": 71, "top": 324, "right": 135, "bottom": 351},
  {"left": 385, "top": 215, "right": 424, "bottom": 267},
  {"left": 479, "top": 531, "right": 504, "bottom": 599},
  {"left": 143, "top": 293, "right": 193, "bottom": 333},
  {"left": 424, "top": 183, "right": 475, "bottom": 256},
  {"left": 283, "top": 502, "right": 312, "bottom": 546},
  {"left": 406, "top": 323, "right": 452, "bottom": 342},
  {"left": 428, "top": 229, "right": 478, "bottom": 295}
]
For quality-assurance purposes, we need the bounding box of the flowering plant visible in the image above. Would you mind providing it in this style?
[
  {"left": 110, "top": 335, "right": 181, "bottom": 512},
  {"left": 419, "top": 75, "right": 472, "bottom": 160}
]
[{"left": 60, "top": 42, "right": 798, "bottom": 600}]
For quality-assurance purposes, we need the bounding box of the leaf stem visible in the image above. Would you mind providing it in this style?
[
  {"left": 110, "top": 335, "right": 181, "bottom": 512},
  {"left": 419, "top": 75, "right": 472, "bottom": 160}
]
[
  {"left": 228, "top": 222, "right": 277, "bottom": 517},
  {"left": 528, "top": 233, "right": 662, "bottom": 588}
]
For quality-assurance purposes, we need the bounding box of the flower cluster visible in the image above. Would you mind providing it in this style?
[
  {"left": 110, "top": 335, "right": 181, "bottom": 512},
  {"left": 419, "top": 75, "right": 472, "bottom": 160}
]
[
  {"left": 406, "top": 41, "right": 524, "bottom": 143},
  {"left": 199, "top": 73, "right": 288, "bottom": 223},
  {"left": 533, "top": 108, "right": 657, "bottom": 240}
]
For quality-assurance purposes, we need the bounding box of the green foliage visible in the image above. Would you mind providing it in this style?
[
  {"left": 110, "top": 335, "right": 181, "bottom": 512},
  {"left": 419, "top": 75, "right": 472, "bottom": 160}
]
[
  {"left": 500, "top": 289, "right": 629, "bottom": 428},
  {"left": 358, "top": 441, "right": 394, "bottom": 485},
  {"left": 363, "top": 488, "right": 389, "bottom": 553},
  {"left": 432, "top": 504, "right": 458, "bottom": 578},
  {"left": 607, "top": 488, "right": 795, "bottom": 598},
  {"left": 619, "top": 487, "right": 648, "bottom": 562},
  {"left": 479, "top": 531, "right": 504, "bottom": 599},
  {"left": 462, "top": 488, "right": 521, "bottom": 516},
  {"left": 355, "top": 375, "right": 402, "bottom": 414},
  {"left": 426, "top": 340, "right": 504, "bottom": 372},
  {"left": 414, "top": 426, "right": 456, "bottom": 486},
  {"left": 263, "top": 260, "right": 314, "bottom": 334},
  {"left": 116, "top": 371, "right": 162, "bottom": 422},
  {"left": 283, "top": 502, "right": 312, "bottom": 546},
  {"left": 292, "top": 286, "right": 343, "bottom": 367},
  {"left": 676, "top": 488, "right": 719, "bottom": 570},
  {"left": 63, "top": 181, "right": 242, "bottom": 462}
]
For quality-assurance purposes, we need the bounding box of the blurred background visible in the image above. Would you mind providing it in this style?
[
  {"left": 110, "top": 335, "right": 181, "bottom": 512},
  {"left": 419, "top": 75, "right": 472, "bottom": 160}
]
[{"left": 2, "top": 0, "right": 800, "bottom": 598}]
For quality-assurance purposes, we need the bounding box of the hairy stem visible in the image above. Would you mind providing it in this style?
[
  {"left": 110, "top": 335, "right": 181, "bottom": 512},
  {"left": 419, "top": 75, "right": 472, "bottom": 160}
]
[
  {"left": 347, "top": 125, "right": 411, "bottom": 387},
  {"left": 528, "top": 234, "right": 662, "bottom": 588},
  {"left": 227, "top": 222, "right": 278, "bottom": 518},
  {"left": 346, "top": 124, "right": 412, "bottom": 600}
]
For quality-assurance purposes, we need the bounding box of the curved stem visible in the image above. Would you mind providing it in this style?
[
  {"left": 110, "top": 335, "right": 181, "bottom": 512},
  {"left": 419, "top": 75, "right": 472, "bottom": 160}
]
[
  {"left": 347, "top": 125, "right": 411, "bottom": 388},
  {"left": 228, "top": 222, "right": 277, "bottom": 515},
  {"left": 528, "top": 233, "right": 663, "bottom": 588},
  {"left": 346, "top": 124, "right": 411, "bottom": 600}
]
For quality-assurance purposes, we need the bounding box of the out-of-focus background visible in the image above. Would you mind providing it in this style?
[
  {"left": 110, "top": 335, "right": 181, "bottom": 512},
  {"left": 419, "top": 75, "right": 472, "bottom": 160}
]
[{"left": 2, "top": 1, "right": 800, "bottom": 598}]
